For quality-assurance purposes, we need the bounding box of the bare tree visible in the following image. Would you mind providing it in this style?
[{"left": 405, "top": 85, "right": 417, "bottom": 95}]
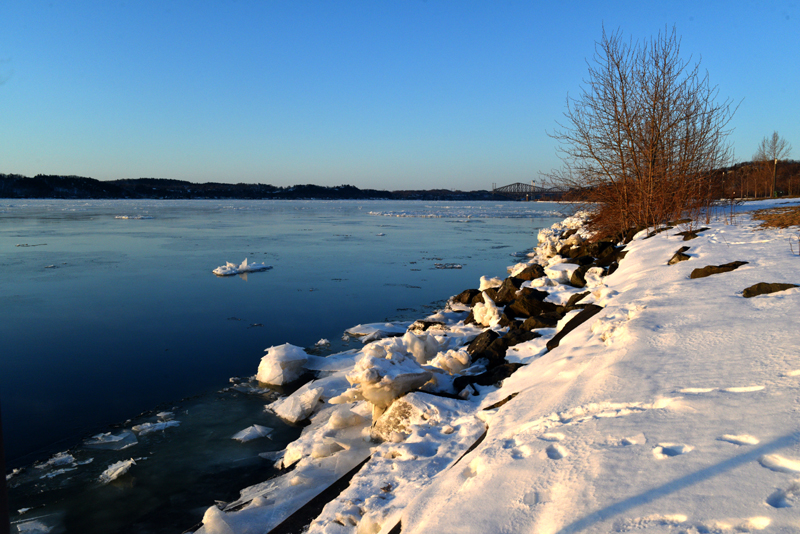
[
  {"left": 547, "top": 27, "right": 736, "bottom": 238},
  {"left": 753, "top": 132, "right": 792, "bottom": 197}
]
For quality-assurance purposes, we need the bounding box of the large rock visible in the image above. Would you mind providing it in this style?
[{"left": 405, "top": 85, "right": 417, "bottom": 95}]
[
  {"left": 569, "top": 264, "right": 592, "bottom": 288},
  {"left": 668, "top": 246, "right": 691, "bottom": 265},
  {"left": 505, "top": 295, "right": 559, "bottom": 318},
  {"left": 690, "top": 261, "right": 748, "bottom": 279},
  {"left": 742, "top": 282, "right": 798, "bottom": 298},
  {"left": 452, "top": 289, "right": 481, "bottom": 305},
  {"left": 522, "top": 314, "right": 560, "bottom": 330},
  {"left": 503, "top": 328, "right": 541, "bottom": 347},
  {"left": 675, "top": 227, "right": 710, "bottom": 241},
  {"left": 514, "top": 264, "right": 545, "bottom": 281},
  {"left": 546, "top": 304, "right": 604, "bottom": 351},
  {"left": 466, "top": 329, "right": 500, "bottom": 357},
  {"left": 492, "top": 277, "right": 524, "bottom": 305},
  {"left": 517, "top": 287, "right": 549, "bottom": 301}
]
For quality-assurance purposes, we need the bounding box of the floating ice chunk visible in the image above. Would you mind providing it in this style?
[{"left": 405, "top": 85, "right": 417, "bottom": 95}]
[
  {"left": 472, "top": 291, "right": 501, "bottom": 327},
  {"left": 131, "top": 420, "right": 180, "bottom": 435},
  {"left": 212, "top": 257, "right": 272, "bottom": 276},
  {"left": 268, "top": 386, "right": 324, "bottom": 423},
  {"left": 99, "top": 459, "right": 136, "bottom": 484},
  {"left": 232, "top": 424, "right": 273, "bottom": 442},
  {"left": 315, "top": 338, "right": 330, "bottom": 346},
  {"left": 39, "top": 467, "right": 77, "bottom": 479},
  {"left": 114, "top": 215, "right": 153, "bottom": 220},
  {"left": 256, "top": 343, "right": 309, "bottom": 385},
  {"left": 157, "top": 411, "right": 174, "bottom": 420},
  {"left": 479, "top": 276, "right": 504, "bottom": 290},
  {"left": 15, "top": 519, "right": 52, "bottom": 533},
  {"left": 36, "top": 452, "right": 75, "bottom": 469}
]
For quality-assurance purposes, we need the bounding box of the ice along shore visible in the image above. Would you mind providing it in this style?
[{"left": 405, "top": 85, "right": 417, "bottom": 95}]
[{"left": 191, "top": 198, "right": 800, "bottom": 534}]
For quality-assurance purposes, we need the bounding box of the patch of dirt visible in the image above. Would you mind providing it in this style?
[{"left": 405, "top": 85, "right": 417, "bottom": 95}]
[{"left": 752, "top": 206, "right": 800, "bottom": 229}]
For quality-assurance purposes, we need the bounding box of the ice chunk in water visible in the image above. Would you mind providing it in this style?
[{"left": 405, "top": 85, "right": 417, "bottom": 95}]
[
  {"left": 83, "top": 430, "right": 138, "bottom": 450},
  {"left": 99, "top": 459, "right": 136, "bottom": 484},
  {"left": 232, "top": 424, "right": 273, "bottom": 442},
  {"left": 212, "top": 257, "right": 272, "bottom": 276},
  {"left": 35, "top": 452, "right": 75, "bottom": 469},
  {"left": 256, "top": 343, "right": 309, "bottom": 385},
  {"left": 131, "top": 420, "right": 180, "bottom": 435},
  {"left": 15, "top": 519, "right": 53, "bottom": 533}
]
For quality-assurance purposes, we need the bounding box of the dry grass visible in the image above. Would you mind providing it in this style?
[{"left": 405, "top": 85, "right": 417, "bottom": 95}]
[{"left": 752, "top": 206, "right": 800, "bottom": 229}]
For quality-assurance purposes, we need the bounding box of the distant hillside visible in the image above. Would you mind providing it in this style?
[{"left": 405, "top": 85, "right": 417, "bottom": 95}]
[{"left": 0, "top": 174, "right": 498, "bottom": 201}]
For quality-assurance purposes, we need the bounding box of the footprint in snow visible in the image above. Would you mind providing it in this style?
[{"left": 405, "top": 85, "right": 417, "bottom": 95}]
[
  {"left": 718, "top": 434, "right": 760, "bottom": 446},
  {"left": 652, "top": 443, "right": 693, "bottom": 459},
  {"left": 766, "top": 480, "right": 800, "bottom": 508},
  {"left": 759, "top": 454, "right": 800, "bottom": 474},
  {"left": 545, "top": 444, "right": 568, "bottom": 460},
  {"left": 722, "top": 385, "right": 765, "bottom": 393},
  {"left": 782, "top": 370, "right": 800, "bottom": 377}
]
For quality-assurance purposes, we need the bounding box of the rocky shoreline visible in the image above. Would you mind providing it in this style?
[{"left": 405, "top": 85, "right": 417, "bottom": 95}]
[{"left": 191, "top": 211, "right": 643, "bottom": 533}]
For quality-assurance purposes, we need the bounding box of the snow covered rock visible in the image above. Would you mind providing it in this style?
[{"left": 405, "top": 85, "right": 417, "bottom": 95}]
[{"left": 256, "top": 343, "right": 309, "bottom": 385}]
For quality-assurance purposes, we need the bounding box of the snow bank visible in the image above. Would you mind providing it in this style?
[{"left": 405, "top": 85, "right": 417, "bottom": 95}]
[{"left": 198, "top": 200, "right": 800, "bottom": 534}]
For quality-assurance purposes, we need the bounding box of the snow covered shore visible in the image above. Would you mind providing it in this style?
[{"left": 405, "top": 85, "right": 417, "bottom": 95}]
[{"left": 199, "top": 199, "right": 800, "bottom": 534}]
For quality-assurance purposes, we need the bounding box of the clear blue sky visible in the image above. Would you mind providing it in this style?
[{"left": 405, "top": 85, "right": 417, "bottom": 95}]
[{"left": 1, "top": 1, "right": 798, "bottom": 190}]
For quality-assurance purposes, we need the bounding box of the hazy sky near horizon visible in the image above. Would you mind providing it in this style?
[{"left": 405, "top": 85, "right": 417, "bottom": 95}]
[{"left": 1, "top": 1, "right": 798, "bottom": 191}]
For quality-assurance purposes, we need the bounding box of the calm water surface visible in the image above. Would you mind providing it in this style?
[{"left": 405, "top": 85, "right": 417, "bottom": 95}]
[{"left": 1, "top": 199, "right": 565, "bottom": 532}]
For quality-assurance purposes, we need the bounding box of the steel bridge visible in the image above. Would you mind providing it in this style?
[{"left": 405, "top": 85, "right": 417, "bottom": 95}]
[{"left": 491, "top": 182, "right": 566, "bottom": 201}]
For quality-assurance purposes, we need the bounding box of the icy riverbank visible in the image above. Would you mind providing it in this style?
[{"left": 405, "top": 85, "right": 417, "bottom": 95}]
[{"left": 192, "top": 198, "right": 800, "bottom": 534}]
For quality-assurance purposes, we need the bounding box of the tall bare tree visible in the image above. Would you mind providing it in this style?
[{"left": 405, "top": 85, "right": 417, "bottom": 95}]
[
  {"left": 753, "top": 132, "right": 792, "bottom": 197},
  {"left": 548, "top": 27, "right": 736, "bottom": 237}
]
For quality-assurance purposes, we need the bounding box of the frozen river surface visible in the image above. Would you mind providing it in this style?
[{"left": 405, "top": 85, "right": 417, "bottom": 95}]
[{"left": 1, "top": 199, "right": 564, "bottom": 532}]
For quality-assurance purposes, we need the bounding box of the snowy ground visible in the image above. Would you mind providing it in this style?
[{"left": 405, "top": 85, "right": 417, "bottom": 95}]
[{"left": 194, "top": 199, "right": 799, "bottom": 534}]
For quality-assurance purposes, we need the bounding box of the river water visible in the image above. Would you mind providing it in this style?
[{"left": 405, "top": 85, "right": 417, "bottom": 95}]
[{"left": 1, "top": 199, "right": 565, "bottom": 532}]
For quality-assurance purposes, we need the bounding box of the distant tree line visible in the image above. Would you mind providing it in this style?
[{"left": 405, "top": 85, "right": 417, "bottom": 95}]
[{"left": 0, "top": 174, "right": 500, "bottom": 201}]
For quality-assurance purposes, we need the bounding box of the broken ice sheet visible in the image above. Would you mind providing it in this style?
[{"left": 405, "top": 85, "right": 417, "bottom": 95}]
[
  {"left": 99, "top": 459, "right": 136, "bottom": 485},
  {"left": 131, "top": 420, "right": 180, "bottom": 435},
  {"left": 232, "top": 424, "right": 273, "bottom": 442},
  {"left": 83, "top": 430, "right": 138, "bottom": 450}
]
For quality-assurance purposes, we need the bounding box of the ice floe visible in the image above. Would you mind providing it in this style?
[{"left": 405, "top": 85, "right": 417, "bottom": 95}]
[
  {"left": 98, "top": 459, "right": 136, "bottom": 484},
  {"left": 212, "top": 257, "right": 272, "bottom": 276}
]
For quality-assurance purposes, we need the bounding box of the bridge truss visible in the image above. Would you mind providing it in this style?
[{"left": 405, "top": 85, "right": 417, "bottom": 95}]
[{"left": 492, "top": 182, "right": 566, "bottom": 201}]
